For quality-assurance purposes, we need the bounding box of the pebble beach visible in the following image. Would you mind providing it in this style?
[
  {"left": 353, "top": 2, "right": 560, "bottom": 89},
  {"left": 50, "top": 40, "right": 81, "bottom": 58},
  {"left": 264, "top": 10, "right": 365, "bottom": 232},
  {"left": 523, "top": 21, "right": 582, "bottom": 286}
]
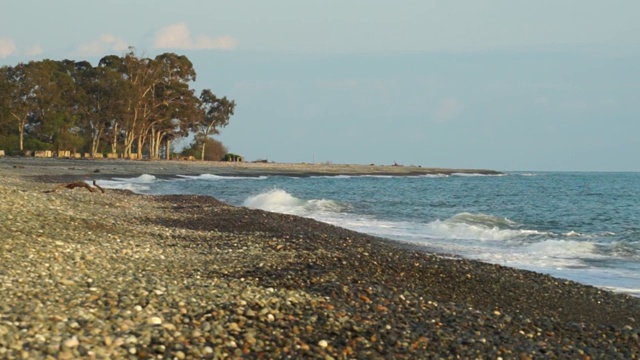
[{"left": 1, "top": 158, "right": 639, "bottom": 358}]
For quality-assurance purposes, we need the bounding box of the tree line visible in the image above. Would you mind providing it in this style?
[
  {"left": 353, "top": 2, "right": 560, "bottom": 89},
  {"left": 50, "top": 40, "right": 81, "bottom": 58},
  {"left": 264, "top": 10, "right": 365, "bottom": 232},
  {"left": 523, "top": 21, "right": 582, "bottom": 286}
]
[{"left": 0, "top": 48, "right": 235, "bottom": 160}]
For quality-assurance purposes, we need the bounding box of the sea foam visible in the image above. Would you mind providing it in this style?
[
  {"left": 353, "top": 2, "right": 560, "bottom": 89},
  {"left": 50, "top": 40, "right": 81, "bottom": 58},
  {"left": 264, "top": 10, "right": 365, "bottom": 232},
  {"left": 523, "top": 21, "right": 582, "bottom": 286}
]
[{"left": 243, "top": 188, "right": 345, "bottom": 216}]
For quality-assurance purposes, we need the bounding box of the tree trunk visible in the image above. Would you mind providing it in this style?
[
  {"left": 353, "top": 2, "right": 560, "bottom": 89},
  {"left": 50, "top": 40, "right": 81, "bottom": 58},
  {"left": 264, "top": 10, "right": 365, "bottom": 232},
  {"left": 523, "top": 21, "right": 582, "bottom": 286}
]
[
  {"left": 200, "top": 142, "right": 206, "bottom": 161},
  {"left": 136, "top": 135, "right": 144, "bottom": 159},
  {"left": 19, "top": 127, "right": 24, "bottom": 152},
  {"left": 165, "top": 138, "right": 171, "bottom": 160},
  {"left": 153, "top": 131, "right": 163, "bottom": 159},
  {"left": 11, "top": 113, "right": 26, "bottom": 152},
  {"left": 123, "top": 130, "right": 134, "bottom": 157},
  {"left": 91, "top": 128, "right": 103, "bottom": 155},
  {"left": 149, "top": 128, "right": 157, "bottom": 159},
  {"left": 111, "top": 123, "right": 119, "bottom": 154}
]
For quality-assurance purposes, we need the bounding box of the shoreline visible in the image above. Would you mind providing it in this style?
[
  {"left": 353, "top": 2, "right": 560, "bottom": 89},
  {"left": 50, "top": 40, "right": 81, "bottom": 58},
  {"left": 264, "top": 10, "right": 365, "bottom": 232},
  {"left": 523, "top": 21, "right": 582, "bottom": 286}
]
[
  {"left": 1, "top": 170, "right": 640, "bottom": 357},
  {"left": 0, "top": 156, "right": 502, "bottom": 178}
]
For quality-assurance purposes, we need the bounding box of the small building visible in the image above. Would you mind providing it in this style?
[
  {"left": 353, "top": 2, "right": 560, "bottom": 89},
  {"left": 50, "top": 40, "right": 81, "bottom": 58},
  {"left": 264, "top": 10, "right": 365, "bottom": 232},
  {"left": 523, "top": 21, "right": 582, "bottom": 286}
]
[{"left": 222, "top": 153, "right": 244, "bottom": 162}]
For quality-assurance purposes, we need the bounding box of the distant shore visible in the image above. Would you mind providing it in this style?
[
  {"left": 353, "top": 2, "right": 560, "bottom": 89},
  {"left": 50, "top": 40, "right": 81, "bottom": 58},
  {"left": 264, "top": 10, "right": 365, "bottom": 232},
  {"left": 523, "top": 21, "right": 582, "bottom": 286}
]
[{"left": 0, "top": 156, "right": 501, "bottom": 179}]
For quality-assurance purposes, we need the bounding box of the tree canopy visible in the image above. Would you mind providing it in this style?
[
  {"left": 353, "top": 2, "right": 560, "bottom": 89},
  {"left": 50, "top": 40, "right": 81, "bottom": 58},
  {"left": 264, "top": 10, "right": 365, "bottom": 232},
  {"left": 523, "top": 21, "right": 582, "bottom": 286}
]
[{"left": 0, "top": 49, "right": 235, "bottom": 159}]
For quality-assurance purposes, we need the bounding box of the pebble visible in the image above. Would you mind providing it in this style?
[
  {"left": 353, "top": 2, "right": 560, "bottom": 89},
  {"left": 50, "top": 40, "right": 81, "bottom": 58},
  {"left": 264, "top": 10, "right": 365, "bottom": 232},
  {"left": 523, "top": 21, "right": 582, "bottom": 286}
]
[
  {"left": 62, "top": 337, "right": 79, "bottom": 348},
  {"left": 0, "top": 175, "right": 639, "bottom": 359}
]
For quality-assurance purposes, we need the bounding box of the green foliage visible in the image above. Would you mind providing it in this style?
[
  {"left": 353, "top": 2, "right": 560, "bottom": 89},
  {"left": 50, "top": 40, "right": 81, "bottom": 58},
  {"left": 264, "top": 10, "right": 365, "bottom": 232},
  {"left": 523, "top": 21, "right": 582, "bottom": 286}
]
[
  {"left": 23, "top": 138, "right": 52, "bottom": 151},
  {"left": 222, "top": 153, "right": 243, "bottom": 162},
  {"left": 0, "top": 135, "right": 19, "bottom": 153},
  {"left": 0, "top": 53, "right": 236, "bottom": 158},
  {"left": 180, "top": 145, "right": 201, "bottom": 159},
  {"left": 182, "top": 137, "right": 228, "bottom": 161}
]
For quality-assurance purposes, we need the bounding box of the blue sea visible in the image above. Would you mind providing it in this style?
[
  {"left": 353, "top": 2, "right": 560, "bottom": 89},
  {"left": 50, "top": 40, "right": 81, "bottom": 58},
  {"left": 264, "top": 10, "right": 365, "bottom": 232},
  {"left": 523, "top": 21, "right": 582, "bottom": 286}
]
[{"left": 97, "top": 172, "right": 640, "bottom": 297}]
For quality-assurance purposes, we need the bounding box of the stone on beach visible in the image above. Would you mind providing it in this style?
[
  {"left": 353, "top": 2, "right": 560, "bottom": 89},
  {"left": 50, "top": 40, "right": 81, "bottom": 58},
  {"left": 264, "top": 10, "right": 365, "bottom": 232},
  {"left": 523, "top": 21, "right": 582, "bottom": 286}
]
[{"left": 0, "top": 173, "right": 639, "bottom": 358}]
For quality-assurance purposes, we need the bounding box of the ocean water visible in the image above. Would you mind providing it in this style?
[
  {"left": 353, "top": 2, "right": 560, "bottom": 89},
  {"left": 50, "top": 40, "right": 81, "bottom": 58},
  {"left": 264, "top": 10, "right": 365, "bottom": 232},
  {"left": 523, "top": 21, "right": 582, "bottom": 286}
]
[{"left": 97, "top": 172, "right": 640, "bottom": 297}]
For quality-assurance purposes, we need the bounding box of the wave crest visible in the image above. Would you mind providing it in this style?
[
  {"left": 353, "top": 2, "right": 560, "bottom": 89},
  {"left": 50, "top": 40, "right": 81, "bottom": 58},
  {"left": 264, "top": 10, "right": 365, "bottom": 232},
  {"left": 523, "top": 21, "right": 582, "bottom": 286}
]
[{"left": 243, "top": 188, "right": 345, "bottom": 216}]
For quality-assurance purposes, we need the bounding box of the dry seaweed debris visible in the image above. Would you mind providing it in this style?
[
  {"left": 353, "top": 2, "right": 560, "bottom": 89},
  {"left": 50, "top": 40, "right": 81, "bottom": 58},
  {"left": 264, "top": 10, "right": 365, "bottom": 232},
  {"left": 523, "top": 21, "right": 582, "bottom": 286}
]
[{"left": 44, "top": 180, "right": 105, "bottom": 193}]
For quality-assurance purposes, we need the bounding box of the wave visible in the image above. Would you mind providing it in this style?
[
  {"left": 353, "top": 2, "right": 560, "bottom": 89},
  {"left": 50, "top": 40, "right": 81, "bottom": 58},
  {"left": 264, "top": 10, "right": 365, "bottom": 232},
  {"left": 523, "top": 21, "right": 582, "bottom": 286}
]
[
  {"left": 93, "top": 179, "right": 151, "bottom": 192},
  {"left": 92, "top": 174, "right": 159, "bottom": 193},
  {"left": 112, "top": 174, "right": 157, "bottom": 183},
  {"left": 310, "top": 174, "right": 450, "bottom": 179},
  {"left": 243, "top": 188, "right": 347, "bottom": 216},
  {"left": 447, "top": 212, "right": 518, "bottom": 228},
  {"left": 524, "top": 240, "right": 602, "bottom": 259},
  {"left": 177, "top": 174, "right": 268, "bottom": 180},
  {"left": 309, "top": 175, "right": 354, "bottom": 179},
  {"left": 451, "top": 173, "right": 504, "bottom": 177},
  {"left": 419, "top": 212, "right": 547, "bottom": 242}
]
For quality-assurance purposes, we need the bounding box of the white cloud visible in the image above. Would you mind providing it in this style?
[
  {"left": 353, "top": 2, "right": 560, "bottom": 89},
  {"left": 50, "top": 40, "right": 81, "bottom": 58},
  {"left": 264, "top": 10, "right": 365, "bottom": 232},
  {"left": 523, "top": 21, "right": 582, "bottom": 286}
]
[
  {"left": 74, "top": 34, "right": 129, "bottom": 56},
  {"left": 0, "top": 37, "right": 17, "bottom": 58},
  {"left": 24, "top": 45, "right": 43, "bottom": 56},
  {"left": 433, "top": 97, "right": 462, "bottom": 122},
  {"left": 154, "top": 23, "right": 236, "bottom": 50}
]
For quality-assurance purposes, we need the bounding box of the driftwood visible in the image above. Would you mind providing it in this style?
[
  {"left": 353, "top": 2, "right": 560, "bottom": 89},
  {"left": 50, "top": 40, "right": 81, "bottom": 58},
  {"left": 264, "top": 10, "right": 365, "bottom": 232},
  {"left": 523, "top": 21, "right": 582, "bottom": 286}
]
[
  {"left": 44, "top": 180, "right": 105, "bottom": 194},
  {"left": 92, "top": 180, "right": 105, "bottom": 193}
]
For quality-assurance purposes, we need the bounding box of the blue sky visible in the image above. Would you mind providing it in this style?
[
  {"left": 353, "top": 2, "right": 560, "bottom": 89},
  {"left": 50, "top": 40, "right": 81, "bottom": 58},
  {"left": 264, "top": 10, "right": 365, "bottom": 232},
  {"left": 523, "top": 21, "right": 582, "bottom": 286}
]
[{"left": 1, "top": 1, "right": 639, "bottom": 171}]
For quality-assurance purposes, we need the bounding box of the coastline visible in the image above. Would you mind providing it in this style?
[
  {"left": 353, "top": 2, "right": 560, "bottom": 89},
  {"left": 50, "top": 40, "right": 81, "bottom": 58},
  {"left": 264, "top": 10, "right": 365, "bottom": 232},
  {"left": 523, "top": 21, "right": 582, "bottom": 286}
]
[
  {"left": 0, "top": 156, "right": 502, "bottom": 178},
  {"left": 1, "top": 167, "right": 639, "bottom": 357}
]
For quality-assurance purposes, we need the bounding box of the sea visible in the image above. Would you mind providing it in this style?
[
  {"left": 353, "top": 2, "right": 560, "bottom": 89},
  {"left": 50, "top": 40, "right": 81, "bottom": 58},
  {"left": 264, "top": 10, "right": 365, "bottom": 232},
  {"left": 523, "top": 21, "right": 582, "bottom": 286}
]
[{"left": 96, "top": 171, "right": 640, "bottom": 297}]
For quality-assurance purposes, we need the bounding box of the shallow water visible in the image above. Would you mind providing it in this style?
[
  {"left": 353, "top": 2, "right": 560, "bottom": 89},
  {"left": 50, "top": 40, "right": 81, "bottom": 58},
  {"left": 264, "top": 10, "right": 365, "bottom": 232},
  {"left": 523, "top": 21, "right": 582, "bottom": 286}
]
[{"left": 98, "top": 172, "right": 640, "bottom": 297}]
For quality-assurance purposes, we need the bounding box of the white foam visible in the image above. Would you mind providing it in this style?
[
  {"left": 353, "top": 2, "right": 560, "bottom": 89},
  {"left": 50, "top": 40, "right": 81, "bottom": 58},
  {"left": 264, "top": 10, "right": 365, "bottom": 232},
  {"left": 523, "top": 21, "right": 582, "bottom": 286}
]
[
  {"left": 600, "top": 286, "right": 640, "bottom": 297},
  {"left": 412, "top": 213, "right": 548, "bottom": 242},
  {"left": 451, "top": 173, "right": 504, "bottom": 177},
  {"left": 112, "top": 174, "right": 157, "bottom": 183},
  {"left": 177, "top": 174, "right": 268, "bottom": 180},
  {"left": 448, "top": 212, "right": 518, "bottom": 228},
  {"left": 243, "top": 188, "right": 345, "bottom": 216},
  {"left": 424, "top": 220, "right": 528, "bottom": 241},
  {"left": 525, "top": 240, "right": 601, "bottom": 259},
  {"left": 92, "top": 179, "right": 151, "bottom": 192},
  {"left": 309, "top": 175, "right": 354, "bottom": 179},
  {"left": 417, "top": 174, "right": 450, "bottom": 178}
]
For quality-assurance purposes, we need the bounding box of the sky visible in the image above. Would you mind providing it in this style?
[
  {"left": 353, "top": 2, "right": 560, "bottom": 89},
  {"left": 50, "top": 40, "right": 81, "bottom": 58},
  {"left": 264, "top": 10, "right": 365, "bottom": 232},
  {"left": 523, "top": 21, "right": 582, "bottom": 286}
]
[{"left": 1, "top": 0, "right": 639, "bottom": 171}]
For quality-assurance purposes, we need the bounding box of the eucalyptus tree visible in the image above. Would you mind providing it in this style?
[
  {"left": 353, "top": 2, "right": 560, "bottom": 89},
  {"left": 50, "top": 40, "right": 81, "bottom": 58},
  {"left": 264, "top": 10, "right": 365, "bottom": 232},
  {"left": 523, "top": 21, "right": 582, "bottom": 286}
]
[
  {"left": 0, "top": 51, "right": 235, "bottom": 157},
  {"left": 97, "top": 54, "right": 134, "bottom": 154},
  {"left": 141, "top": 52, "right": 199, "bottom": 159},
  {"left": 79, "top": 58, "right": 131, "bottom": 155},
  {"left": 70, "top": 60, "right": 104, "bottom": 154},
  {"left": 0, "top": 62, "right": 37, "bottom": 151},
  {"left": 99, "top": 49, "right": 162, "bottom": 157},
  {"left": 195, "top": 89, "right": 236, "bottom": 160},
  {"left": 25, "top": 59, "right": 81, "bottom": 151},
  {"left": 0, "top": 66, "right": 14, "bottom": 149}
]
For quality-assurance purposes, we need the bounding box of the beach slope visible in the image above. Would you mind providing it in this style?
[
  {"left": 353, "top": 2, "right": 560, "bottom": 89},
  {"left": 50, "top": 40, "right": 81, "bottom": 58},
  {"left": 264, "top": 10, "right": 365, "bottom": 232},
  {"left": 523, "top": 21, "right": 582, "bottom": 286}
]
[{"left": 1, "top": 166, "right": 639, "bottom": 358}]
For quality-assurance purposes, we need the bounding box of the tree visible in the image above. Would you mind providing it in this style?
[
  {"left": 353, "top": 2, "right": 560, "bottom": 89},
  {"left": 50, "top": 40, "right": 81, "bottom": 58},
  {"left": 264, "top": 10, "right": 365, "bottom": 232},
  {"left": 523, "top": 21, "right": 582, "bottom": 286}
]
[
  {"left": 0, "top": 63, "right": 37, "bottom": 152},
  {"left": 145, "top": 53, "right": 199, "bottom": 159},
  {"left": 97, "top": 54, "right": 135, "bottom": 154},
  {"left": 195, "top": 89, "right": 236, "bottom": 160},
  {"left": 26, "top": 59, "right": 79, "bottom": 151},
  {"left": 0, "top": 53, "right": 235, "bottom": 157},
  {"left": 181, "top": 137, "right": 228, "bottom": 161}
]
